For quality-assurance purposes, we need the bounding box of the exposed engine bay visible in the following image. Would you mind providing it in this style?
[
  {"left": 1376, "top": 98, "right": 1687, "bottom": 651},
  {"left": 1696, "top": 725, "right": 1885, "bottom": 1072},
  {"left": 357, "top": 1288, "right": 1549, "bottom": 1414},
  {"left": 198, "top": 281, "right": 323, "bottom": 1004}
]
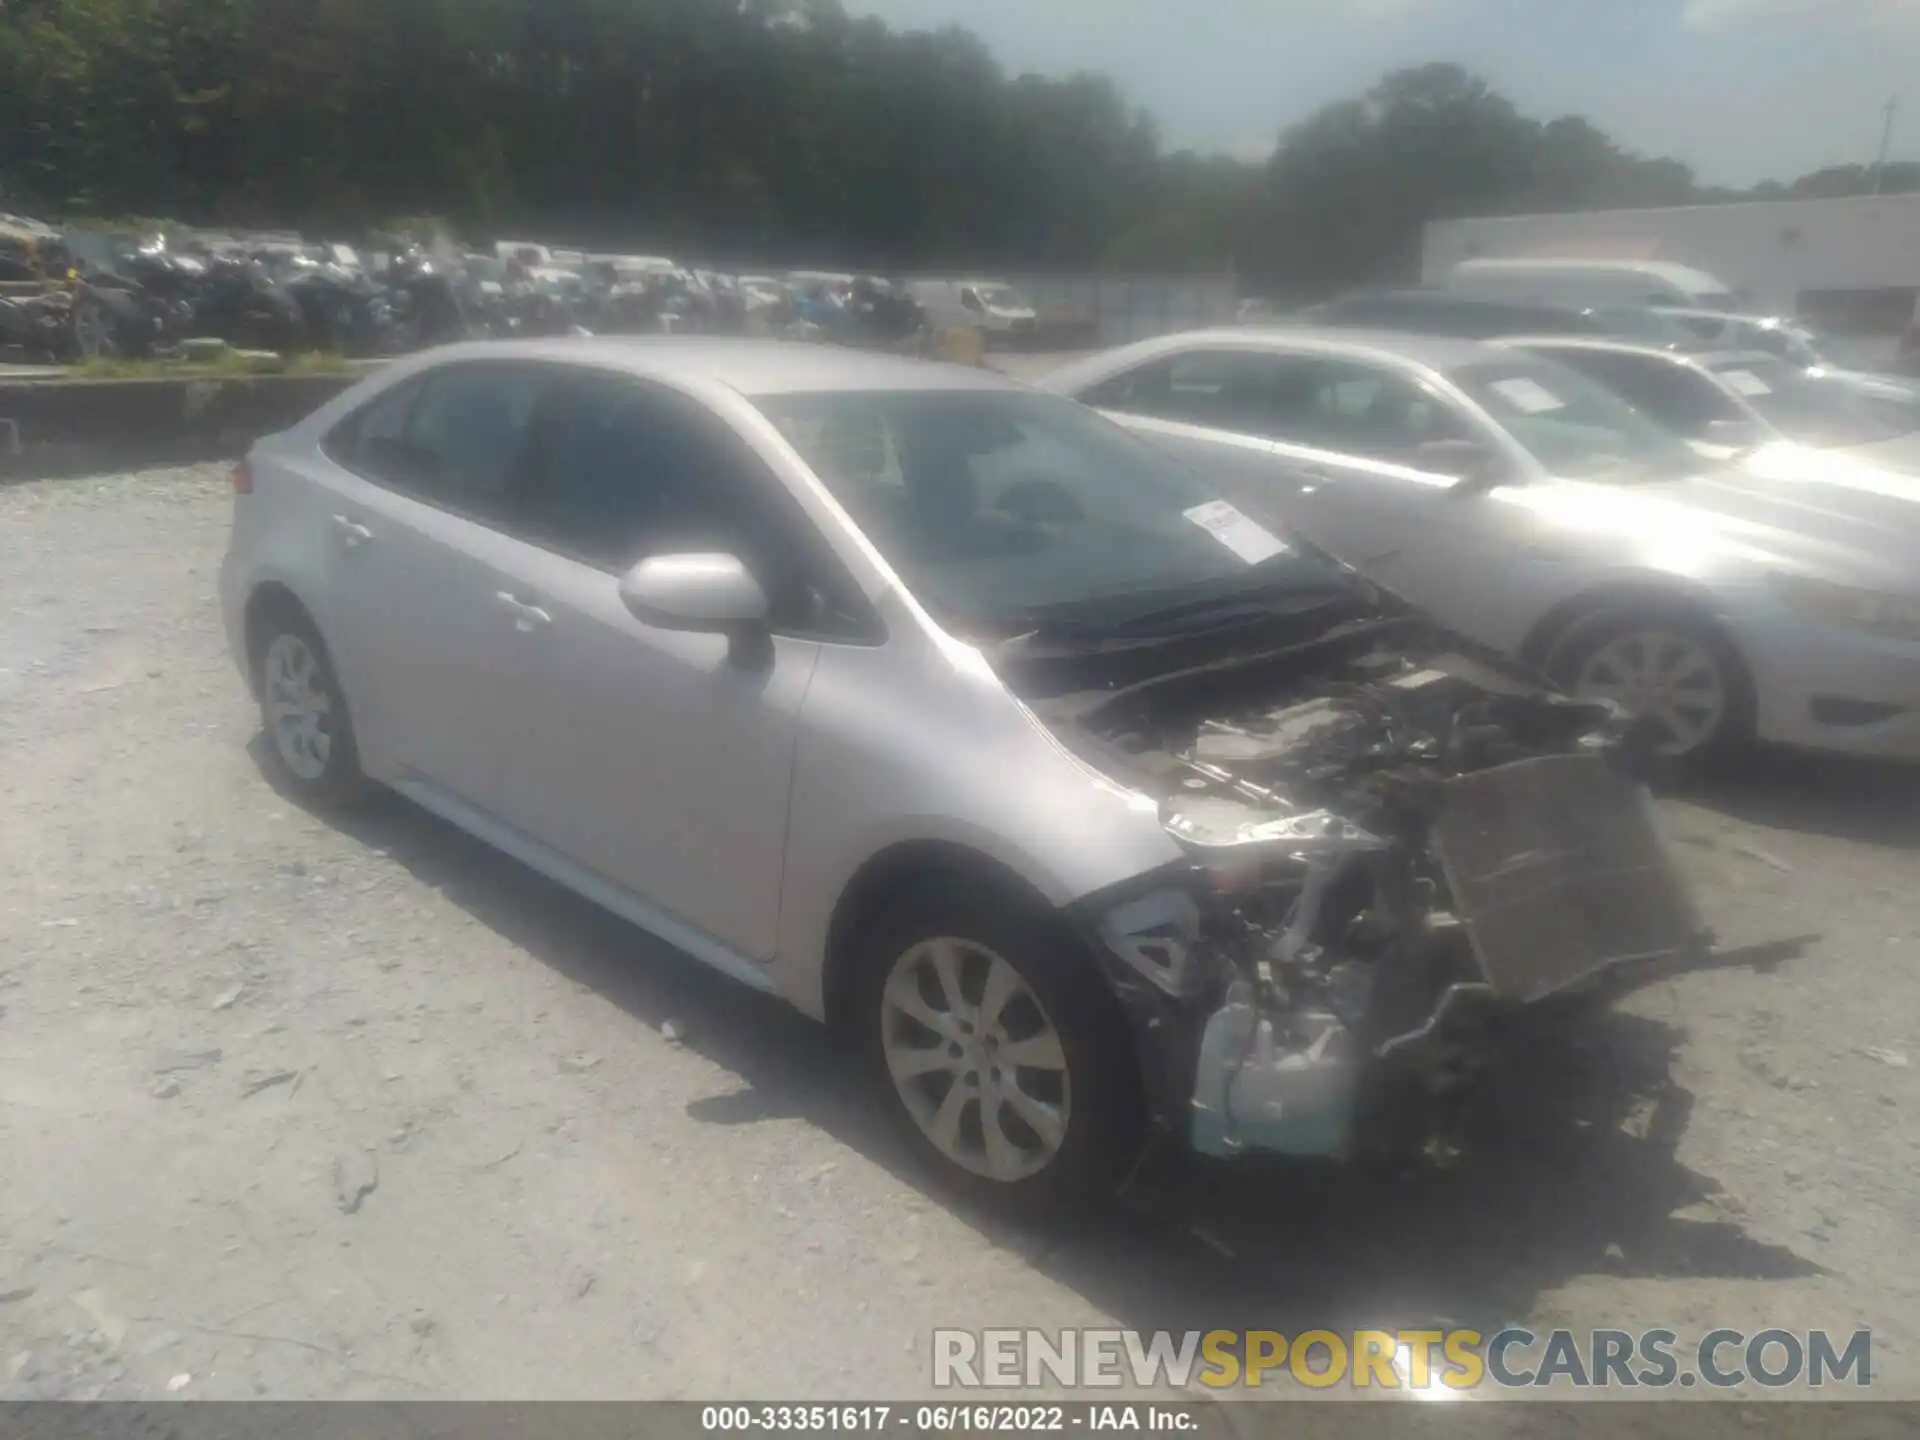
[{"left": 1016, "top": 613, "right": 1708, "bottom": 1162}]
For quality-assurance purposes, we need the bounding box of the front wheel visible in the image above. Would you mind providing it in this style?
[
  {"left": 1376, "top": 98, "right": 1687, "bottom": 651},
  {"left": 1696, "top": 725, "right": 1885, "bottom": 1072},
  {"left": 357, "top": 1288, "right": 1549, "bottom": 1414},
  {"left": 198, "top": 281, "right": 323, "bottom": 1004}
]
[
  {"left": 853, "top": 882, "right": 1140, "bottom": 1212},
  {"left": 1550, "top": 606, "right": 1755, "bottom": 770}
]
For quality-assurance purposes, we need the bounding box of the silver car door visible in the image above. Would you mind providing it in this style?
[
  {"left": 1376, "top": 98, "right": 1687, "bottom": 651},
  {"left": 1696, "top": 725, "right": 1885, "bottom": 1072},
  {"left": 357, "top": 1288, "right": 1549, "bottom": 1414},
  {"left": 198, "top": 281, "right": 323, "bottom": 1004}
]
[
  {"left": 487, "top": 368, "right": 839, "bottom": 963},
  {"left": 319, "top": 361, "right": 551, "bottom": 815},
  {"left": 1256, "top": 360, "right": 1530, "bottom": 632}
]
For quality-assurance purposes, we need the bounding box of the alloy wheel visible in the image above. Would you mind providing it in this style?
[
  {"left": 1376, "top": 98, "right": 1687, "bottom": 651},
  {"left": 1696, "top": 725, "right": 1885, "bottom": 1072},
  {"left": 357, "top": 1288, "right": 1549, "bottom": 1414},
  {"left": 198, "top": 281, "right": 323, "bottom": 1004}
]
[
  {"left": 879, "top": 937, "right": 1072, "bottom": 1183},
  {"left": 1573, "top": 628, "right": 1728, "bottom": 757},
  {"left": 262, "top": 632, "right": 335, "bottom": 781}
]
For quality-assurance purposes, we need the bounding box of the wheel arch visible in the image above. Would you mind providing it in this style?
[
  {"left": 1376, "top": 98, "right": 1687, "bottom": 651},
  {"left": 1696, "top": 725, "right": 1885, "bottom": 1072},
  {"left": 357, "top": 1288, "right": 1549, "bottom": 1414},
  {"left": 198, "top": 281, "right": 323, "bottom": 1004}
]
[
  {"left": 1517, "top": 576, "right": 1737, "bottom": 675},
  {"left": 241, "top": 581, "right": 321, "bottom": 694},
  {"left": 820, "top": 840, "right": 1075, "bottom": 1034}
]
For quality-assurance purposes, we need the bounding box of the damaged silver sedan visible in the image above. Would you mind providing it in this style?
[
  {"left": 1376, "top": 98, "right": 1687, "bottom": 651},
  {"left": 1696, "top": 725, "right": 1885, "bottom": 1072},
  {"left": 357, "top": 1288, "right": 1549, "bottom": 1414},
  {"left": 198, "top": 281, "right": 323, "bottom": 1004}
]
[{"left": 224, "top": 339, "right": 1720, "bottom": 1210}]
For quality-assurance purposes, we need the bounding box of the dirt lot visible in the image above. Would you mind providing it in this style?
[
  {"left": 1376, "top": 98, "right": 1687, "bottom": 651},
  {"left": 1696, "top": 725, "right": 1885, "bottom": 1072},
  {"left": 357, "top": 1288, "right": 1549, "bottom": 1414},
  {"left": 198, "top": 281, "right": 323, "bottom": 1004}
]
[{"left": 3, "top": 463, "right": 1919, "bottom": 1403}]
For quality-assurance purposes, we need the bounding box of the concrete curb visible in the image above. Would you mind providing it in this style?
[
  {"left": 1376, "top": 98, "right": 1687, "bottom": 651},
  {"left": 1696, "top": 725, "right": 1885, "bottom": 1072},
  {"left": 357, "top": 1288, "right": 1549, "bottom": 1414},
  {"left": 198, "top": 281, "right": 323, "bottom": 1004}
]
[{"left": 0, "top": 372, "right": 360, "bottom": 482}]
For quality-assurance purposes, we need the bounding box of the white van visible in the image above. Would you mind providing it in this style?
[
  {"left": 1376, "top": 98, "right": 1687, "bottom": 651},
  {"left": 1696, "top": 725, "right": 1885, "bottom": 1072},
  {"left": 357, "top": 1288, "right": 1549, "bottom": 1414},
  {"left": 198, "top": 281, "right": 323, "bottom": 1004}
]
[
  {"left": 905, "top": 278, "right": 1038, "bottom": 338},
  {"left": 1444, "top": 258, "right": 1744, "bottom": 312}
]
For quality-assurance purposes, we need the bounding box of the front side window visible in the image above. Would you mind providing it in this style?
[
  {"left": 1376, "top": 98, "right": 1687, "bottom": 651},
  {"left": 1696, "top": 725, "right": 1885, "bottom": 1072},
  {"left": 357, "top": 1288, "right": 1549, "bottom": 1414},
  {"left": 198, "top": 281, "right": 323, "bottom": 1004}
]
[
  {"left": 1532, "top": 347, "right": 1741, "bottom": 439},
  {"left": 519, "top": 371, "right": 870, "bottom": 636},
  {"left": 1281, "top": 361, "right": 1475, "bottom": 462},
  {"left": 1449, "top": 356, "right": 1705, "bottom": 479},
  {"left": 757, "top": 389, "right": 1344, "bottom": 635}
]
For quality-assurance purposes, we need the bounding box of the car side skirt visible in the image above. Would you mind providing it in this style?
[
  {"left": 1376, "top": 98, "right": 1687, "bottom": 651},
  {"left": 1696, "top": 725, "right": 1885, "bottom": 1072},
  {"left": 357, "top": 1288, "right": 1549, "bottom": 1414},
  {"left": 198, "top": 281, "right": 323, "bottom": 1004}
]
[{"left": 393, "top": 776, "right": 782, "bottom": 999}]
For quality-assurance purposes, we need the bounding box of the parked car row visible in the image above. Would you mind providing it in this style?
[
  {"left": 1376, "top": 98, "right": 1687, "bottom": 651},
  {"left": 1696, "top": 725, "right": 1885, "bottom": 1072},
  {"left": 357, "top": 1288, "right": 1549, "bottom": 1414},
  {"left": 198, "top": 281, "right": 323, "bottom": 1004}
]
[
  {"left": 1041, "top": 318, "right": 1920, "bottom": 769},
  {"left": 1, "top": 214, "right": 1045, "bottom": 363}
]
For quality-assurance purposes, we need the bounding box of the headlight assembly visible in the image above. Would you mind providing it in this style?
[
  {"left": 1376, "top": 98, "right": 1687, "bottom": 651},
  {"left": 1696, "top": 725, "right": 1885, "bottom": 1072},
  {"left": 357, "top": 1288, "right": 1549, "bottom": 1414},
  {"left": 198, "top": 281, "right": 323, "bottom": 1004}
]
[
  {"left": 1772, "top": 576, "right": 1920, "bottom": 643},
  {"left": 1097, "top": 887, "right": 1205, "bottom": 997}
]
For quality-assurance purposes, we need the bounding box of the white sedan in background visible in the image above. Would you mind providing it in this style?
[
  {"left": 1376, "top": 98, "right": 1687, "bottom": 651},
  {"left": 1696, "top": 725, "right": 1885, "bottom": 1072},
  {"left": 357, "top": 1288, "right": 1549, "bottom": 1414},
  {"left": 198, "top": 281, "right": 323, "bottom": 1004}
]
[{"left": 1041, "top": 327, "right": 1920, "bottom": 766}]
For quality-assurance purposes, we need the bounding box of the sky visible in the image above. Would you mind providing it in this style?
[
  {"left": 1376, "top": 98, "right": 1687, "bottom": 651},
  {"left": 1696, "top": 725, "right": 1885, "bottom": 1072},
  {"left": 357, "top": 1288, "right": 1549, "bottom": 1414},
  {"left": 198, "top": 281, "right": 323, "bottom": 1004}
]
[{"left": 841, "top": 0, "right": 1920, "bottom": 188}]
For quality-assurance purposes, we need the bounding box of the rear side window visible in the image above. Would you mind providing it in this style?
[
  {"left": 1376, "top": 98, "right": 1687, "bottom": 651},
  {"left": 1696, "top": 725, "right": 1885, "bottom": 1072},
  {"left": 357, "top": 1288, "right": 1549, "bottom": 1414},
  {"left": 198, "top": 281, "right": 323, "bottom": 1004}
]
[
  {"left": 323, "top": 364, "right": 546, "bottom": 522},
  {"left": 1082, "top": 349, "right": 1291, "bottom": 435}
]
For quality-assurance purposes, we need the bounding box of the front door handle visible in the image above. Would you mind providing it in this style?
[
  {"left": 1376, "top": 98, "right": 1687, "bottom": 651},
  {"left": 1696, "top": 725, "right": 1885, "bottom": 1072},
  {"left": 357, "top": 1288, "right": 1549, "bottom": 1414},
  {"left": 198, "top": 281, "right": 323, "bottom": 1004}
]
[
  {"left": 494, "top": 590, "right": 553, "bottom": 632},
  {"left": 332, "top": 514, "right": 374, "bottom": 548}
]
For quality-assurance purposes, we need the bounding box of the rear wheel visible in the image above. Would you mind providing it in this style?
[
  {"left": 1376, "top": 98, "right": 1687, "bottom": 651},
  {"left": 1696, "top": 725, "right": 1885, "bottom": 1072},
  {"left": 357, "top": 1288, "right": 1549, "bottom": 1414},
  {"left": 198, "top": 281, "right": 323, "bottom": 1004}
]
[
  {"left": 853, "top": 881, "right": 1138, "bottom": 1212},
  {"left": 251, "top": 609, "right": 370, "bottom": 807},
  {"left": 1550, "top": 605, "right": 1754, "bottom": 769},
  {"left": 68, "top": 293, "right": 119, "bottom": 360}
]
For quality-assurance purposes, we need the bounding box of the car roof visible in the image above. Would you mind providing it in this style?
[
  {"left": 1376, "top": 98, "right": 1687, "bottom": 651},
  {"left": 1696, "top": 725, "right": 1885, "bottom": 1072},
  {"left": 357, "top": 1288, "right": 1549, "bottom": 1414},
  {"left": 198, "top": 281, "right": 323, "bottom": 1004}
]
[
  {"left": 1493, "top": 335, "right": 1778, "bottom": 368},
  {"left": 397, "top": 335, "right": 1023, "bottom": 397},
  {"left": 1655, "top": 307, "right": 1800, "bottom": 329},
  {"left": 1449, "top": 257, "right": 1730, "bottom": 289},
  {"left": 1152, "top": 324, "right": 1513, "bottom": 374}
]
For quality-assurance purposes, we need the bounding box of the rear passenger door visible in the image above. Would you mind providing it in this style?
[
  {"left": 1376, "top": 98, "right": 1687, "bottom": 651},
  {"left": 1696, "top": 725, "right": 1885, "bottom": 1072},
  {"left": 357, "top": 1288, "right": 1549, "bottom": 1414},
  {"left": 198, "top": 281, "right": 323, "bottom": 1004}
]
[{"left": 320, "top": 361, "right": 552, "bottom": 812}]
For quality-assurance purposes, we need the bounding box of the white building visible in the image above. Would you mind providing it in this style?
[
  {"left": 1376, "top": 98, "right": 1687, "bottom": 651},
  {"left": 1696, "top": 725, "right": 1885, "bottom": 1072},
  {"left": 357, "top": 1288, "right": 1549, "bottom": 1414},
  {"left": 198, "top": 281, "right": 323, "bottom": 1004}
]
[{"left": 1422, "top": 193, "right": 1920, "bottom": 324}]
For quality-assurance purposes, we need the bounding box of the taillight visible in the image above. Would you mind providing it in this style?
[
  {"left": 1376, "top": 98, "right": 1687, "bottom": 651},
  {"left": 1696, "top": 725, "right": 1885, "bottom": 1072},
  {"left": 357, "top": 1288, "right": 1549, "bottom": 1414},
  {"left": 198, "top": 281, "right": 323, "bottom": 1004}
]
[{"left": 232, "top": 459, "right": 254, "bottom": 495}]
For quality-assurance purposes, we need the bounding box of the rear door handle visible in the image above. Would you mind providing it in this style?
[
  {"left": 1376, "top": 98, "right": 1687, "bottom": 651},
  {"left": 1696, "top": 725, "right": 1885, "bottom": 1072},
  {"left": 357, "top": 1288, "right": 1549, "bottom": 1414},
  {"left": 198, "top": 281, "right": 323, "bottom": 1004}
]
[
  {"left": 494, "top": 590, "right": 553, "bottom": 632},
  {"left": 332, "top": 514, "right": 374, "bottom": 548}
]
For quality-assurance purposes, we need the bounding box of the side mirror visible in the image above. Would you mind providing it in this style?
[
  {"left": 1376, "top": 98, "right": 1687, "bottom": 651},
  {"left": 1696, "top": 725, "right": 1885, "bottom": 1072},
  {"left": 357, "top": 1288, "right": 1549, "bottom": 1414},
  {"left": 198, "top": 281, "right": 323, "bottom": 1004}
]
[
  {"left": 618, "top": 552, "right": 768, "bottom": 633},
  {"left": 1413, "top": 438, "right": 1504, "bottom": 494}
]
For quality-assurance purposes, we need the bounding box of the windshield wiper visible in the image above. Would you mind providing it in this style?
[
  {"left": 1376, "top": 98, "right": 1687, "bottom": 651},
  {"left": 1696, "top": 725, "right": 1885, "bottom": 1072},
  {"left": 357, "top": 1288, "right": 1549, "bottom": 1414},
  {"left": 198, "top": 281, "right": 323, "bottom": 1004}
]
[
  {"left": 1094, "top": 585, "right": 1357, "bottom": 637},
  {"left": 990, "top": 584, "right": 1364, "bottom": 661}
]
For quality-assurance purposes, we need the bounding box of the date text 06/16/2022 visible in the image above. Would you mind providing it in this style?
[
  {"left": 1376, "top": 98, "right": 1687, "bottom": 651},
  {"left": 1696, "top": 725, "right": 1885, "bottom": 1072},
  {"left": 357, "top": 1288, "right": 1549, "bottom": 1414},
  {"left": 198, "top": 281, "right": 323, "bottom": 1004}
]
[{"left": 700, "top": 1406, "right": 1199, "bottom": 1432}]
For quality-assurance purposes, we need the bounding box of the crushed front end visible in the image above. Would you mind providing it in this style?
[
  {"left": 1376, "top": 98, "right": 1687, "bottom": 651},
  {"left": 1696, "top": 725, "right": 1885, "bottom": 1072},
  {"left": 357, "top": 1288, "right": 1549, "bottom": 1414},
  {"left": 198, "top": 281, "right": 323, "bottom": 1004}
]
[{"left": 1042, "top": 625, "right": 1710, "bottom": 1163}]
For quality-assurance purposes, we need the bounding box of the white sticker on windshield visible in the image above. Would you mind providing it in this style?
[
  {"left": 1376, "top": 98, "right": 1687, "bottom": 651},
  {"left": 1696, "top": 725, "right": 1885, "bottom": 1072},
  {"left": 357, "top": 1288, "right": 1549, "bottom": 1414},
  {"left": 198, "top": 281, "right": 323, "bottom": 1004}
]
[
  {"left": 1720, "top": 368, "right": 1773, "bottom": 397},
  {"left": 1182, "top": 500, "right": 1289, "bottom": 564},
  {"left": 1489, "top": 377, "right": 1566, "bottom": 414}
]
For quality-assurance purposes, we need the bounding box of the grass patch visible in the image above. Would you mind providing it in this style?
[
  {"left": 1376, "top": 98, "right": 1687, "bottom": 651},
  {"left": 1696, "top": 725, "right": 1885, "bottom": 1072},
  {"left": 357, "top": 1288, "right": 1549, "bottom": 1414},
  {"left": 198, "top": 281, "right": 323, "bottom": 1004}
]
[{"left": 63, "top": 350, "right": 355, "bottom": 380}]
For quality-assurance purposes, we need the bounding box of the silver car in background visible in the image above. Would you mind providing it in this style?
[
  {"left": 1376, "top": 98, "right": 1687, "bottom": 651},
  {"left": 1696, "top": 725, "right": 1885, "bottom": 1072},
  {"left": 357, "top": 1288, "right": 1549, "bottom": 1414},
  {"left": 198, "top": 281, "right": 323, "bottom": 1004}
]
[
  {"left": 1501, "top": 337, "right": 1920, "bottom": 472},
  {"left": 1041, "top": 327, "right": 1920, "bottom": 765},
  {"left": 220, "top": 337, "right": 1708, "bottom": 1207},
  {"left": 1653, "top": 308, "right": 1920, "bottom": 407}
]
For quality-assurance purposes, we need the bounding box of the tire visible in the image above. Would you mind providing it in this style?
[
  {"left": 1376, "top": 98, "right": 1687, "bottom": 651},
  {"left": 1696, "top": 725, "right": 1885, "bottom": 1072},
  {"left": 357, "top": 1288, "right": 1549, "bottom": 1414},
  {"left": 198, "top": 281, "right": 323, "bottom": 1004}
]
[
  {"left": 851, "top": 878, "right": 1141, "bottom": 1214},
  {"left": 67, "top": 293, "right": 120, "bottom": 360},
  {"left": 1547, "top": 603, "right": 1755, "bottom": 772},
  {"left": 250, "top": 607, "right": 371, "bottom": 807}
]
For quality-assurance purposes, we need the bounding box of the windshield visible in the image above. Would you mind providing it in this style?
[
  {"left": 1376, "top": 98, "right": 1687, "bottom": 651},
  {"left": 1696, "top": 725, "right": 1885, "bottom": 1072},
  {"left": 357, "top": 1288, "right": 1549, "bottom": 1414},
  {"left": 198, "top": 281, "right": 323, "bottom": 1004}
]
[
  {"left": 1708, "top": 357, "right": 1919, "bottom": 446},
  {"left": 756, "top": 390, "right": 1346, "bottom": 633},
  {"left": 1589, "top": 307, "right": 1691, "bottom": 344},
  {"left": 973, "top": 284, "right": 1028, "bottom": 310},
  {"left": 1736, "top": 322, "right": 1825, "bottom": 369},
  {"left": 1448, "top": 356, "right": 1704, "bottom": 479}
]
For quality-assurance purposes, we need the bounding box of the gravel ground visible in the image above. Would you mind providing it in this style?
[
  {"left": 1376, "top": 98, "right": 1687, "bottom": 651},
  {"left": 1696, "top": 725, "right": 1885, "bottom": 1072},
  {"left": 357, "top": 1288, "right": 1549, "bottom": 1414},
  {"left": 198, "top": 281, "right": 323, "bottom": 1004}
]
[{"left": 2, "top": 463, "right": 1919, "bottom": 1404}]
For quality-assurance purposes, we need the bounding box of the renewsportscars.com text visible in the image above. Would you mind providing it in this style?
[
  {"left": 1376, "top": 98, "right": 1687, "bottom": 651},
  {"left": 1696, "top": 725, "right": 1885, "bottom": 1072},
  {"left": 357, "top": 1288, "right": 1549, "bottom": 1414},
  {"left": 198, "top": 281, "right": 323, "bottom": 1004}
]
[{"left": 932, "top": 1327, "right": 1873, "bottom": 1391}]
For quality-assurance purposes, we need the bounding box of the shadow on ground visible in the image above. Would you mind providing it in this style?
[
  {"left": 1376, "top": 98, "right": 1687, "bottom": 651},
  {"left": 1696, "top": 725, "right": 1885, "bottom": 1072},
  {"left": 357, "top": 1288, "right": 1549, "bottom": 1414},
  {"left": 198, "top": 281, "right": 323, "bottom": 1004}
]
[
  {"left": 1678, "top": 746, "right": 1920, "bottom": 851},
  {"left": 274, "top": 752, "right": 1822, "bottom": 1347}
]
